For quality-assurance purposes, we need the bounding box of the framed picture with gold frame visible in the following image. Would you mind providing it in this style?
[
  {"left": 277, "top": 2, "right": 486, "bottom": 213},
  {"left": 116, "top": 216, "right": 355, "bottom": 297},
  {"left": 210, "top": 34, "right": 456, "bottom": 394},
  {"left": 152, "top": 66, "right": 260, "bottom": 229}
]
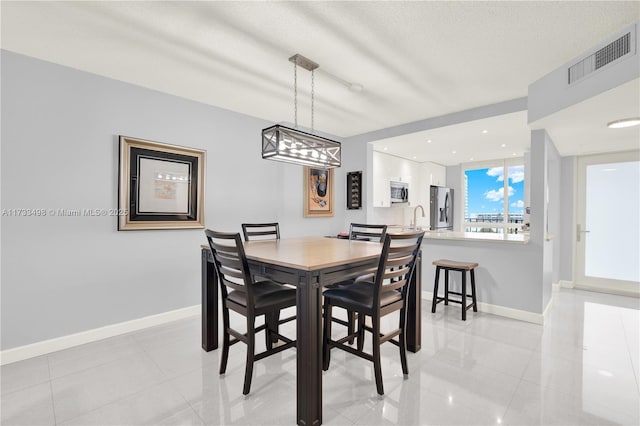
[
  {"left": 118, "top": 135, "right": 206, "bottom": 230},
  {"left": 303, "top": 167, "right": 334, "bottom": 217}
]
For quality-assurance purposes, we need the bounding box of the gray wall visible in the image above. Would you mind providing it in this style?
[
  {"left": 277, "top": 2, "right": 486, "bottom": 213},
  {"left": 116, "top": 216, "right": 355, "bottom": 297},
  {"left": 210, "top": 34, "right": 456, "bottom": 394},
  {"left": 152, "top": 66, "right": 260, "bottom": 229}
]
[
  {"left": 530, "top": 129, "right": 557, "bottom": 310},
  {"left": 559, "top": 156, "right": 576, "bottom": 282},
  {"left": 0, "top": 51, "right": 351, "bottom": 349},
  {"left": 421, "top": 240, "right": 543, "bottom": 313},
  {"left": 528, "top": 22, "right": 639, "bottom": 123}
]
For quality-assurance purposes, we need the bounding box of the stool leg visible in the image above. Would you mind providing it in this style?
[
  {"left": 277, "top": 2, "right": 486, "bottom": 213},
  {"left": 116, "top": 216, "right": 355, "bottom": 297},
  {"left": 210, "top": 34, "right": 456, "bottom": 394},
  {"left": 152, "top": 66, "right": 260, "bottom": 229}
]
[
  {"left": 444, "top": 269, "right": 449, "bottom": 306},
  {"left": 461, "top": 270, "right": 467, "bottom": 321},
  {"left": 470, "top": 268, "right": 478, "bottom": 312},
  {"left": 431, "top": 266, "right": 440, "bottom": 313}
]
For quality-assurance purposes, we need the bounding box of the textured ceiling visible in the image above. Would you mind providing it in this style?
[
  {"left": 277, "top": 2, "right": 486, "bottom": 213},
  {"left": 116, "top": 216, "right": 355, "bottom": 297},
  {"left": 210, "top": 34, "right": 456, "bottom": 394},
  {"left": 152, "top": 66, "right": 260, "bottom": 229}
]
[{"left": 2, "top": 1, "right": 639, "bottom": 160}]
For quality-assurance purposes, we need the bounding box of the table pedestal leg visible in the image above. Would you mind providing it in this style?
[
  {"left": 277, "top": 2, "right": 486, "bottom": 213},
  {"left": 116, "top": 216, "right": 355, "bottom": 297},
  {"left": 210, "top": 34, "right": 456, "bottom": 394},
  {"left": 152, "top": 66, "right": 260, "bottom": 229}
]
[
  {"left": 296, "top": 272, "right": 322, "bottom": 426},
  {"left": 201, "top": 249, "right": 218, "bottom": 351}
]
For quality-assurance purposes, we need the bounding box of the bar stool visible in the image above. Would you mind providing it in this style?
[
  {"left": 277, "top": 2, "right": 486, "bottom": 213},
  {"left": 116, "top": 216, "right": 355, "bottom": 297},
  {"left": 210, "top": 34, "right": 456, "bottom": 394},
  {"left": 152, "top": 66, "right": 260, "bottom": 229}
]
[{"left": 431, "top": 259, "right": 479, "bottom": 321}]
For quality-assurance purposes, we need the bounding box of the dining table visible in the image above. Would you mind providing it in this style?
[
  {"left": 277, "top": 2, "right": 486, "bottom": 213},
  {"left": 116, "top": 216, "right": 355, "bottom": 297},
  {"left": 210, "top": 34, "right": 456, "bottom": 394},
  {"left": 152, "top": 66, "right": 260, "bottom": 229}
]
[{"left": 201, "top": 236, "right": 422, "bottom": 426}]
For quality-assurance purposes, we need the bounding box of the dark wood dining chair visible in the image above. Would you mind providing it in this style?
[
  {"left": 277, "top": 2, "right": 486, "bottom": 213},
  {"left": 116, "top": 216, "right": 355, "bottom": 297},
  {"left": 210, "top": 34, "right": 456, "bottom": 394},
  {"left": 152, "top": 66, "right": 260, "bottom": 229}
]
[
  {"left": 204, "top": 229, "right": 296, "bottom": 395},
  {"left": 322, "top": 230, "right": 425, "bottom": 395},
  {"left": 330, "top": 223, "right": 388, "bottom": 343},
  {"left": 349, "top": 223, "right": 387, "bottom": 242},
  {"left": 241, "top": 223, "right": 280, "bottom": 242}
]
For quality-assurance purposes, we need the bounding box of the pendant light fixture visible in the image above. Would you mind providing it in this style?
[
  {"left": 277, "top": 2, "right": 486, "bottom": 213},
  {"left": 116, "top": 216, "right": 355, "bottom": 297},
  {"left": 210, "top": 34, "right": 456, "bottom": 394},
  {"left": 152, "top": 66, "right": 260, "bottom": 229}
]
[{"left": 262, "top": 54, "right": 341, "bottom": 168}]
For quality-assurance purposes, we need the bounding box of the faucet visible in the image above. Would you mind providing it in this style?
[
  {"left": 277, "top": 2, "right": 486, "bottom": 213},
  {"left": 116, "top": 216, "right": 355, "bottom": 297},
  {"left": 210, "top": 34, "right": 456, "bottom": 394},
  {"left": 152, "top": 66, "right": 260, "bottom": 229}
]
[{"left": 412, "top": 205, "right": 425, "bottom": 229}]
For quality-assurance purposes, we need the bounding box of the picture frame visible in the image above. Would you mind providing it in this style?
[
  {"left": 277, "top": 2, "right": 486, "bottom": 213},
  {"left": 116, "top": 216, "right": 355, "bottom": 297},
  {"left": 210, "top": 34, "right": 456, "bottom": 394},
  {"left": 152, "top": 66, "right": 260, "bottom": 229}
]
[
  {"left": 303, "top": 166, "right": 334, "bottom": 217},
  {"left": 118, "top": 135, "right": 206, "bottom": 230}
]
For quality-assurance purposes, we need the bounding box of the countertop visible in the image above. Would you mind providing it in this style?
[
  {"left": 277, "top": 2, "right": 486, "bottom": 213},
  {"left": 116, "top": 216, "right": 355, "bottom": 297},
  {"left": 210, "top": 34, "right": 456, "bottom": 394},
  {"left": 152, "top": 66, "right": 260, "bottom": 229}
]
[
  {"left": 386, "top": 226, "right": 530, "bottom": 244},
  {"left": 423, "top": 231, "right": 529, "bottom": 244}
]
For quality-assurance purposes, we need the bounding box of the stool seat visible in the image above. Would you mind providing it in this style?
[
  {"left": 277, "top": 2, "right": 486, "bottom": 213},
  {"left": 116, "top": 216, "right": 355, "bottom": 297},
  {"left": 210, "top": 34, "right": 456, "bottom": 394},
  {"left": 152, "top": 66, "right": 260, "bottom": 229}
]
[
  {"left": 431, "top": 259, "right": 478, "bottom": 321},
  {"left": 432, "top": 259, "right": 479, "bottom": 270}
]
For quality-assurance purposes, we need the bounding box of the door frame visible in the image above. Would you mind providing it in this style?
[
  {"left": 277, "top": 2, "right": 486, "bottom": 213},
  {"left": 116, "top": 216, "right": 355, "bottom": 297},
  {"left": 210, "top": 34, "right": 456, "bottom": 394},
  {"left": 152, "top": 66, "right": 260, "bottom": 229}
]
[{"left": 574, "top": 150, "right": 640, "bottom": 297}]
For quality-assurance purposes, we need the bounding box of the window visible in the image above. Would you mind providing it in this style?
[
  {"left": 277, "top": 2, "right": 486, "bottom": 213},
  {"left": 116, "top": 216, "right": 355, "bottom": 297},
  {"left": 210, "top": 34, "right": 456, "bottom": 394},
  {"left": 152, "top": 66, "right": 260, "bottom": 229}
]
[{"left": 462, "top": 159, "right": 525, "bottom": 233}]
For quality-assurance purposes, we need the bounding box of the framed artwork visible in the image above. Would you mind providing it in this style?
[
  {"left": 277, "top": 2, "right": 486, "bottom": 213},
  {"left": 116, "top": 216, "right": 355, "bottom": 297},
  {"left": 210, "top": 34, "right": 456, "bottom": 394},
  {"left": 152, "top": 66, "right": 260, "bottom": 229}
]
[
  {"left": 303, "top": 166, "right": 334, "bottom": 217},
  {"left": 118, "top": 135, "right": 206, "bottom": 230}
]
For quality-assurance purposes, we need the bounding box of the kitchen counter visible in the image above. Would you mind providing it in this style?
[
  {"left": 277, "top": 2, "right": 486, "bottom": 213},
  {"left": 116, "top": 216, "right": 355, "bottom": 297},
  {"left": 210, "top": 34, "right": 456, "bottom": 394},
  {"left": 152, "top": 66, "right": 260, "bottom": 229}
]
[
  {"left": 386, "top": 226, "right": 529, "bottom": 243},
  {"left": 423, "top": 230, "right": 529, "bottom": 244}
]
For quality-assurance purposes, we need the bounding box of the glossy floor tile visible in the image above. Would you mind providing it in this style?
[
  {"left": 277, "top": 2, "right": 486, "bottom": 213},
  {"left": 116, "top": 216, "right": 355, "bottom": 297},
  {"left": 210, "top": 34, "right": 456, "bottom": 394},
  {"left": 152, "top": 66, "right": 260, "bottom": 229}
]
[{"left": 1, "top": 288, "right": 639, "bottom": 425}]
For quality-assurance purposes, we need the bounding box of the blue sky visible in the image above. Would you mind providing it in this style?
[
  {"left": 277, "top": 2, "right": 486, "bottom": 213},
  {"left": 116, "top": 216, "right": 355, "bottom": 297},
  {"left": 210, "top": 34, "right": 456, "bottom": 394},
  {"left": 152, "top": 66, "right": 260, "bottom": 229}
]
[{"left": 465, "top": 165, "right": 524, "bottom": 217}]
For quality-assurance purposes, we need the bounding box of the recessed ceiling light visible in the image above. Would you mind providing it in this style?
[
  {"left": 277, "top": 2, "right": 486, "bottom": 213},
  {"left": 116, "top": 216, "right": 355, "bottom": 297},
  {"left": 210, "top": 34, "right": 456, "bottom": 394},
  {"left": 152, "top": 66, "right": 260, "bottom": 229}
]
[
  {"left": 412, "top": 156, "right": 417, "bottom": 159},
  {"left": 427, "top": 139, "right": 432, "bottom": 143},
  {"left": 512, "top": 153, "right": 517, "bottom": 156},
  {"left": 501, "top": 144, "right": 507, "bottom": 148},
  {"left": 452, "top": 150, "right": 457, "bottom": 154},
  {"left": 383, "top": 147, "right": 388, "bottom": 151},
  {"left": 607, "top": 117, "right": 640, "bottom": 128},
  {"left": 469, "top": 157, "right": 474, "bottom": 161},
  {"left": 482, "top": 130, "right": 488, "bottom": 134}
]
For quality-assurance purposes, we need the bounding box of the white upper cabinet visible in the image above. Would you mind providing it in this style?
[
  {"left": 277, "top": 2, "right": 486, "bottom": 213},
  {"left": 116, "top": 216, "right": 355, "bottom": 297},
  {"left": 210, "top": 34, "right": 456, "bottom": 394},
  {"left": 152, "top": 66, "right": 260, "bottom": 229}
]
[
  {"left": 373, "top": 176, "right": 391, "bottom": 207},
  {"left": 421, "top": 162, "right": 446, "bottom": 187},
  {"left": 372, "top": 151, "right": 446, "bottom": 208}
]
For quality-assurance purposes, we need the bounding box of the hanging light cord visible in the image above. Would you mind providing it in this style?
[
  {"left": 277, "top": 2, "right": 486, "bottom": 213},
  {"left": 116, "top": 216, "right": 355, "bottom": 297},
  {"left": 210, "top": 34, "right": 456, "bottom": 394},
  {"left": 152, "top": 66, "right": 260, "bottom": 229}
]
[
  {"left": 292, "top": 56, "right": 316, "bottom": 132},
  {"left": 293, "top": 61, "right": 298, "bottom": 128}
]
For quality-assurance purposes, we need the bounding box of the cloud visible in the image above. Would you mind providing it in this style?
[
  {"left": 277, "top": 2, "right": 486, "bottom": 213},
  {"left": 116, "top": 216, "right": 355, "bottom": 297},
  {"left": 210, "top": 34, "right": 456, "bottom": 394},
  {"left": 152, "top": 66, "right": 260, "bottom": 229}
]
[
  {"left": 486, "top": 165, "right": 525, "bottom": 183},
  {"left": 485, "top": 186, "right": 515, "bottom": 202},
  {"left": 511, "top": 200, "right": 525, "bottom": 208},
  {"left": 508, "top": 165, "right": 525, "bottom": 183},
  {"left": 486, "top": 167, "right": 504, "bottom": 181}
]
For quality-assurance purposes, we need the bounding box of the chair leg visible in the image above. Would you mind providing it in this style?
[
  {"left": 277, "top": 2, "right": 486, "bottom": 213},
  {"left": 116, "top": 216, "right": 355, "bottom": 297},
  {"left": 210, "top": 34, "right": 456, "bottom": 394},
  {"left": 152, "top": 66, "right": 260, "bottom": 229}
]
[
  {"left": 470, "top": 268, "right": 478, "bottom": 312},
  {"left": 243, "top": 317, "right": 256, "bottom": 395},
  {"left": 398, "top": 308, "right": 409, "bottom": 376},
  {"left": 265, "top": 311, "right": 278, "bottom": 350},
  {"left": 219, "top": 306, "right": 231, "bottom": 375},
  {"left": 461, "top": 271, "right": 467, "bottom": 321},
  {"left": 347, "top": 309, "right": 355, "bottom": 345},
  {"left": 356, "top": 313, "right": 366, "bottom": 352},
  {"left": 444, "top": 268, "right": 449, "bottom": 305},
  {"left": 431, "top": 266, "right": 440, "bottom": 313},
  {"left": 322, "top": 299, "right": 332, "bottom": 371},
  {"left": 372, "top": 317, "right": 384, "bottom": 395}
]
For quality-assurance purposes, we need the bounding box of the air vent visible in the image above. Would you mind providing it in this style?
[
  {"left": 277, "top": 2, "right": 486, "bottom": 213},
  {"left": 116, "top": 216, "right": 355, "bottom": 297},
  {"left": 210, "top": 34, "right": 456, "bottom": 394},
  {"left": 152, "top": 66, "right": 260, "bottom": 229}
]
[{"left": 568, "top": 32, "right": 631, "bottom": 84}]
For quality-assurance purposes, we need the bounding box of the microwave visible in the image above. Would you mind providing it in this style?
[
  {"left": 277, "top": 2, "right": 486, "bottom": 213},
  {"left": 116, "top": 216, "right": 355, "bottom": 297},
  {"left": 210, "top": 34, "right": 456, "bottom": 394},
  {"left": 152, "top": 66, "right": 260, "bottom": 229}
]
[{"left": 390, "top": 180, "right": 409, "bottom": 203}]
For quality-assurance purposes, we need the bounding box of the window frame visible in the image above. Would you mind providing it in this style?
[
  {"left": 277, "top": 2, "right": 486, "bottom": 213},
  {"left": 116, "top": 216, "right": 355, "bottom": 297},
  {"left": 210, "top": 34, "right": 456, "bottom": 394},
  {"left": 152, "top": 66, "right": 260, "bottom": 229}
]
[{"left": 460, "top": 157, "right": 525, "bottom": 233}]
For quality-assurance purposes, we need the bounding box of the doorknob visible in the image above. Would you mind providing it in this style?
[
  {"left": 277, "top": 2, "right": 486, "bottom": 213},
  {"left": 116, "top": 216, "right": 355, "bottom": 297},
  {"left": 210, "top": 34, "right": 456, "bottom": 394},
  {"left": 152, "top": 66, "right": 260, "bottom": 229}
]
[{"left": 576, "top": 224, "right": 591, "bottom": 242}]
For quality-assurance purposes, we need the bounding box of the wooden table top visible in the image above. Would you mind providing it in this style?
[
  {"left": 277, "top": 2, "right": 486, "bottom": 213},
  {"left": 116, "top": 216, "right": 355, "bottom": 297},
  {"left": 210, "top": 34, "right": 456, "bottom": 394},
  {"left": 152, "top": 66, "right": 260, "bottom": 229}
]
[{"left": 242, "top": 236, "right": 383, "bottom": 271}]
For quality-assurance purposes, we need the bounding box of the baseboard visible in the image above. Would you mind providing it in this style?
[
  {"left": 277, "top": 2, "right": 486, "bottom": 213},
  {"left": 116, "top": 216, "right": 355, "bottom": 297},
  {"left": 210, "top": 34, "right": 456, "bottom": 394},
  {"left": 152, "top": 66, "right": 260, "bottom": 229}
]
[
  {"left": 0, "top": 305, "right": 200, "bottom": 366},
  {"left": 422, "top": 292, "right": 545, "bottom": 325},
  {"left": 574, "top": 282, "right": 640, "bottom": 298},
  {"left": 559, "top": 280, "right": 575, "bottom": 289}
]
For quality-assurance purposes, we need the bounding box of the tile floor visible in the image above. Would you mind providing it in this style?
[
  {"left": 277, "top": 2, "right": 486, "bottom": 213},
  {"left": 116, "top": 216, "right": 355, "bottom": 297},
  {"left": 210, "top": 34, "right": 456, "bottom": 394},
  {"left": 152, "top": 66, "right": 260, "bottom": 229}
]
[{"left": 2, "top": 288, "right": 639, "bottom": 425}]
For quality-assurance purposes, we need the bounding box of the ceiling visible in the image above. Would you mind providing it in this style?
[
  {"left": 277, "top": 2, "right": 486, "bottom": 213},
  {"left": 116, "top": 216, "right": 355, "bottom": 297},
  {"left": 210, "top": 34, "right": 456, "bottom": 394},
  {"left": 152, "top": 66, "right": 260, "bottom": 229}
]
[
  {"left": 530, "top": 78, "right": 640, "bottom": 157},
  {"left": 371, "top": 111, "right": 530, "bottom": 166},
  {"left": 2, "top": 1, "right": 639, "bottom": 162}
]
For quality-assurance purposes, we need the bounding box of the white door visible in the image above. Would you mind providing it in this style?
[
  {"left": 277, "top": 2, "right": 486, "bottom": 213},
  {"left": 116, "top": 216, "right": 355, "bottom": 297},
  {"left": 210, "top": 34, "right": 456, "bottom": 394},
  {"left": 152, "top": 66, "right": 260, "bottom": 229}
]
[{"left": 575, "top": 151, "right": 640, "bottom": 296}]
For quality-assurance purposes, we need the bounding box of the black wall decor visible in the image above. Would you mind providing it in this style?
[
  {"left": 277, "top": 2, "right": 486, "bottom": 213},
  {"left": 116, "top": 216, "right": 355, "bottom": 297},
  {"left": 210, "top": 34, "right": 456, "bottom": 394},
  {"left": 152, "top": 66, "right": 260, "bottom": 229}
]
[{"left": 346, "top": 171, "right": 362, "bottom": 210}]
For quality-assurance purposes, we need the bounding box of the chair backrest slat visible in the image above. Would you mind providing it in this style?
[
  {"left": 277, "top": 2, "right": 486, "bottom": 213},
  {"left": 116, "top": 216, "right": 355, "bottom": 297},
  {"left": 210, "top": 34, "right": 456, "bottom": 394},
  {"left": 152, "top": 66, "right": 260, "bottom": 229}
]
[
  {"left": 242, "top": 223, "right": 280, "bottom": 242},
  {"left": 373, "top": 231, "right": 425, "bottom": 306},
  {"left": 349, "top": 223, "right": 387, "bottom": 242},
  {"left": 205, "top": 230, "right": 254, "bottom": 301}
]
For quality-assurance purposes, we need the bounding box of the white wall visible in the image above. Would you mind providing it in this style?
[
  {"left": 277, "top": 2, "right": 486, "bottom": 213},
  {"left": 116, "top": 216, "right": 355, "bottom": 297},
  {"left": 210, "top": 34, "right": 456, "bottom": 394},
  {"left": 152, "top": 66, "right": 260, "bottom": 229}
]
[{"left": 0, "top": 51, "right": 351, "bottom": 350}]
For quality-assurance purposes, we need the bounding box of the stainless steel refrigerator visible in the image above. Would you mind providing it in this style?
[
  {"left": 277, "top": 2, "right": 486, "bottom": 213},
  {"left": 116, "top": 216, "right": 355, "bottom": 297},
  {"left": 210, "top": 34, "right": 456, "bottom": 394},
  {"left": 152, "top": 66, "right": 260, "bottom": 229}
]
[{"left": 430, "top": 185, "right": 454, "bottom": 230}]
